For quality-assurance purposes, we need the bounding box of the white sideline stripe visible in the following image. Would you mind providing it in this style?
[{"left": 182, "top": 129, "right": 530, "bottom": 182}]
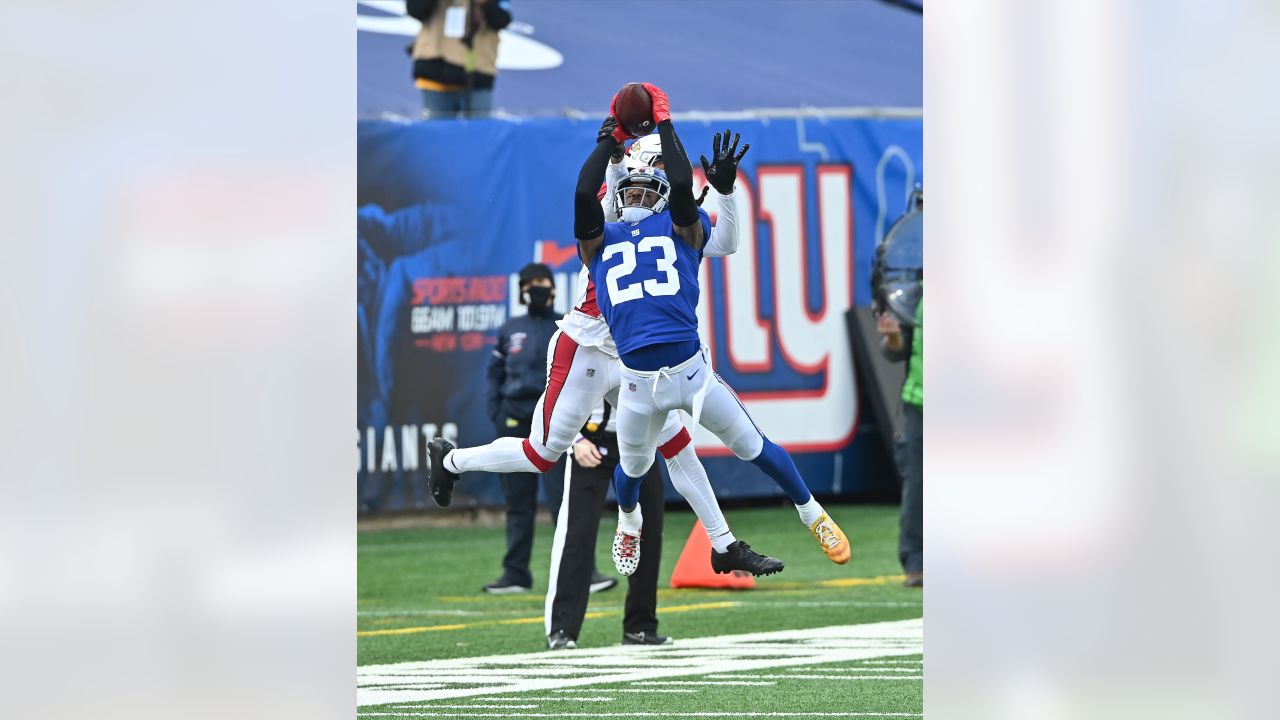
[
  {"left": 476, "top": 691, "right": 614, "bottom": 696},
  {"left": 555, "top": 688, "right": 695, "bottom": 694},
  {"left": 783, "top": 667, "right": 920, "bottom": 672},
  {"left": 631, "top": 680, "right": 776, "bottom": 686},
  {"left": 833, "top": 661, "right": 923, "bottom": 666},
  {"left": 386, "top": 705, "right": 539, "bottom": 709},
  {"left": 359, "top": 714, "right": 923, "bottom": 718},
  {"left": 788, "top": 661, "right": 921, "bottom": 666},
  {"left": 355, "top": 707, "right": 926, "bottom": 712},
  {"left": 708, "top": 674, "right": 924, "bottom": 680},
  {"left": 358, "top": 619, "right": 922, "bottom": 706}
]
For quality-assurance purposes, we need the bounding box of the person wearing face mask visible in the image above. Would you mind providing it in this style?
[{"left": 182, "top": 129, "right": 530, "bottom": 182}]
[{"left": 479, "top": 263, "right": 573, "bottom": 593}]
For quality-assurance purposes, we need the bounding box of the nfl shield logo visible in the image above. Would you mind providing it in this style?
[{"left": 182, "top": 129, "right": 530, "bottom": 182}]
[
  {"left": 628, "top": 382, "right": 637, "bottom": 392},
  {"left": 586, "top": 368, "right": 596, "bottom": 377}
]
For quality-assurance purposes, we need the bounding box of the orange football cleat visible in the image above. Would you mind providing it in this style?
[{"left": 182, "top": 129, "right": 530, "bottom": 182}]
[{"left": 809, "top": 513, "right": 850, "bottom": 564}]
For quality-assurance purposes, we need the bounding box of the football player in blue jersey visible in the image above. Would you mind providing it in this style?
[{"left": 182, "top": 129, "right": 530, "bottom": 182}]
[{"left": 575, "top": 83, "right": 851, "bottom": 575}]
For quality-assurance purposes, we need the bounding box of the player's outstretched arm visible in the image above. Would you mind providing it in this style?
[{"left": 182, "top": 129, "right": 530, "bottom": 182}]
[
  {"left": 702, "top": 192, "right": 739, "bottom": 257},
  {"left": 643, "top": 83, "right": 703, "bottom": 251},
  {"left": 576, "top": 116, "right": 627, "bottom": 261},
  {"left": 700, "top": 129, "right": 751, "bottom": 258},
  {"left": 602, "top": 147, "right": 628, "bottom": 222}
]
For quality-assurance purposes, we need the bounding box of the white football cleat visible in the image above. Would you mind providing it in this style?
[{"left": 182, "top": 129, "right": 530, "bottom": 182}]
[{"left": 612, "top": 528, "right": 642, "bottom": 576}]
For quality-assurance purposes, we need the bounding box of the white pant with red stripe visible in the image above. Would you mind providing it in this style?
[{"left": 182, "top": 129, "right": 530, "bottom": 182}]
[
  {"left": 519, "top": 330, "right": 694, "bottom": 470},
  {"left": 446, "top": 331, "right": 733, "bottom": 545}
]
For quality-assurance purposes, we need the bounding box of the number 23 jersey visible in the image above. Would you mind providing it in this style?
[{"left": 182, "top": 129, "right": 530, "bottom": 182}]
[{"left": 587, "top": 208, "right": 711, "bottom": 357}]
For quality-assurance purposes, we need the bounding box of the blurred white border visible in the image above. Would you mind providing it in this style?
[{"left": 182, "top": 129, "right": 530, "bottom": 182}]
[
  {"left": 0, "top": 1, "right": 354, "bottom": 718},
  {"left": 927, "top": 1, "right": 1280, "bottom": 718},
  {"left": 4, "top": 0, "right": 1277, "bottom": 717}
]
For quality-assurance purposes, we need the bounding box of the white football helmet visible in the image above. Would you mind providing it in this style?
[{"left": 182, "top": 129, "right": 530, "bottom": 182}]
[
  {"left": 625, "top": 134, "right": 663, "bottom": 171},
  {"left": 615, "top": 166, "right": 670, "bottom": 223}
]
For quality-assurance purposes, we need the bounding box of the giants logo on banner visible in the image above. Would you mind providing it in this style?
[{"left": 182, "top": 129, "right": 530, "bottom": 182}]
[{"left": 692, "top": 164, "right": 857, "bottom": 454}]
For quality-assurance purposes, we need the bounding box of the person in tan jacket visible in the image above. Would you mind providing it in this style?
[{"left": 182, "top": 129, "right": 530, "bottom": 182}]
[{"left": 406, "top": 0, "right": 511, "bottom": 118}]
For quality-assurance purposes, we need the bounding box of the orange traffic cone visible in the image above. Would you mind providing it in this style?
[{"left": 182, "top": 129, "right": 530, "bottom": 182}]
[{"left": 669, "top": 520, "right": 756, "bottom": 589}]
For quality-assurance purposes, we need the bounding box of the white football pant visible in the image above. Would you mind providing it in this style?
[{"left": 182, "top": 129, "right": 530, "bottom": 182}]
[
  {"left": 616, "top": 347, "right": 765, "bottom": 479},
  {"left": 446, "top": 331, "right": 733, "bottom": 543}
]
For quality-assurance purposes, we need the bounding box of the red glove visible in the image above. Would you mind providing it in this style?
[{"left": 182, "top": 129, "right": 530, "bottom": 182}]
[{"left": 641, "top": 82, "right": 671, "bottom": 124}]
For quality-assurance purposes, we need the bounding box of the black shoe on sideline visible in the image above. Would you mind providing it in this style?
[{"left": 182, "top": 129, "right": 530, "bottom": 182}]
[
  {"left": 547, "top": 630, "right": 577, "bottom": 650},
  {"left": 427, "top": 437, "right": 459, "bottom": 507},
  {"left": 711, "top": 540, "right": 785, "bottom": 576},
  {"left": 589, "top": 572, "right": 618, "bottom": 594},
  {"left": 622, "top": 631, "right": 673, "bottom": 646},
  {"left": 482, "top": 578, "right": 530, "bottom": 594}
]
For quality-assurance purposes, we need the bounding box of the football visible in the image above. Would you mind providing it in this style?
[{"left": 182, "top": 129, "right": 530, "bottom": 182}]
[{"left": 613, "top": 82, "right": 655, "bottom": 138}]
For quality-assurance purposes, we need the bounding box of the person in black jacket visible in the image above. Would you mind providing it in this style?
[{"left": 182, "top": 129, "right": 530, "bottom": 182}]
[
  {"left": 545, "top": 398, "right": 668, "bottom": 649},
  {"left": 483, "top": 263, "right": 566, "bottom": 593}
]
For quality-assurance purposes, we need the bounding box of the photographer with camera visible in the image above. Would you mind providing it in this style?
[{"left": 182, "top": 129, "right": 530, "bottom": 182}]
[{"left": 873, "top": 189, "right": 923, "bottom": 588}]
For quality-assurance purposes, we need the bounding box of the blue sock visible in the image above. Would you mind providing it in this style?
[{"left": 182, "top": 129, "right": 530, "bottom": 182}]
[
  {"left": 612, "top": 464, "right": 643, "bottom": 511},
  {"left": 750, "top": 437, "right": 812, "bottom": 505}
]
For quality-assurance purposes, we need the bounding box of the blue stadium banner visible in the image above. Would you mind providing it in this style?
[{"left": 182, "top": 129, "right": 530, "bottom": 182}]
[{"left": 358, "top": 116, "right": 922, "bottom": 511}]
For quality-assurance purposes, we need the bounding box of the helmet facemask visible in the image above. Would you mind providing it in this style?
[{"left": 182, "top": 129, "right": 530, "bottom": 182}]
[{"left": 615, "top": 168, "right": 670, "bottom": 223}]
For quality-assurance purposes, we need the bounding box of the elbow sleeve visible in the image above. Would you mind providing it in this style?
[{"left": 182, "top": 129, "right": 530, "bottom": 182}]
[
  {"left": 704, "top": 191, "right": 739, "bottom": 257},
  {"left": 575, "top": 191, "right": 605, "bottom": 240},
  {"left": 657, "top": 121, "right": 698, "bottom": 227},
  {"left": 668, "top": 187, "right": 699, "bottom": 228},
  {"left": 575, "top": 139, "right": 615, "bottom": 239}
]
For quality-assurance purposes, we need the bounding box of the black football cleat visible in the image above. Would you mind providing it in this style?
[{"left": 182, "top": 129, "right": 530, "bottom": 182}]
[
  {"left": 547, "top": 630, "right": 578, "bottom": 650},
  {"left": 711, "top": 540, "right": 785, "bottom": 577},
  {"left": 482, "top": 577, "right": 531, "bottom": 594},
  {"left": 622, "top": 631, "right": 672, "bottom": 646},
  {"left": 427, "top": 437, "right": 459, "bottom": 507},
  {"left": 588, "top": 571, "right": 618, "bottom": 594}
]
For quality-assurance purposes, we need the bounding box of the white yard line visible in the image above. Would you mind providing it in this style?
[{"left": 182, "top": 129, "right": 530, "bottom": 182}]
[
  {"left": 556, "top": 688, "right": 696, "bottom": 693},
  {"left": 708, "top": 674, "right": 924, "bottom": 680},
  {"left": 631, "top": 680, "right": 777, "bottom": 686},
  {"left": 355, "top": 707, "right": 926, "bottom": 712},
  {"left": 788, "top": 665, "right": 922, "bottom": 671},
  {"left": 383, "top": 705, "right": 540, "bottom": 709},
  {"left": 358, "top": 619, "right": 922, "bottom": 707},
  {"left": 784, "top": 667, "right": 921, "bottom": 671},
  {"left": 827, "top": 660, "right": 922, "bottom": 666},
  {"left": 473, "top": 691, "right": 616, "bottom": 696}
]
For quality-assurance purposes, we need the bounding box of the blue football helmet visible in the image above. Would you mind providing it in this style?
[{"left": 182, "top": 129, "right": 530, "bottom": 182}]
[{"left": 615, "top": 166, "right": 670, "bottom": 222}]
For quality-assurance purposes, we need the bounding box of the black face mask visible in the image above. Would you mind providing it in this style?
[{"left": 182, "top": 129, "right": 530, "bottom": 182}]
[{"left": 525, "top": 286, "right": 555, "bottom": 316}]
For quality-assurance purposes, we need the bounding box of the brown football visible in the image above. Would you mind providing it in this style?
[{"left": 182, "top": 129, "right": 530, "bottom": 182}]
[{"left": 613, "top": 82, "right": 655, "bottom": 138}]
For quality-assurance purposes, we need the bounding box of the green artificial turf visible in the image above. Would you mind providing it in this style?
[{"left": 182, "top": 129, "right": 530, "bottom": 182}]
[
  {"left": 360, "top": 655, "right": 924, "bottom": 719},
  {"left": 358, "top": 504, "right": 922, "bottom": 718}
]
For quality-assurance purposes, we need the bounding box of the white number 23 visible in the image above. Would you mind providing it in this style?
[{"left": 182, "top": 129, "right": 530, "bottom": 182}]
[{"left": 603, "top": 235, "right": 680, "bottom": 305}]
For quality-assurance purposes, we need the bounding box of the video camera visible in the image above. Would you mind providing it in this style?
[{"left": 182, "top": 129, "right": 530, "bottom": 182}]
[{"left": 872, "top": 187, "right": 923, "bottom": 326}]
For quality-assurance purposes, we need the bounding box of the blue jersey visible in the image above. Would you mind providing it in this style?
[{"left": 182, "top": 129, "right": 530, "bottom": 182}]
[{"left": 588, "top": 208, "right": 712, "bottom": 356}]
